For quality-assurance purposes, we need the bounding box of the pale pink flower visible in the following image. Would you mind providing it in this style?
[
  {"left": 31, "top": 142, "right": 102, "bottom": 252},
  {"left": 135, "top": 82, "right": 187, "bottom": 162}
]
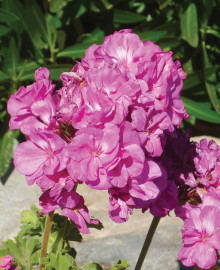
[
  {"left": 7, "top": 68, "right": 56, "bottom": 135},
  {"left": 179, "top": 205, "right": 220, "bottom": 269},
  {"left": 107, "top": 122, "right": 145, "bottom": 187},
  {"left": 14, "top": 130, "right": 68, "bottom": 185},
  {"left": 67, "top": 124, "right": 120, "bottom": 189},
  {"left": 129, "top": 159, "right": 167, "bottom": 205}
]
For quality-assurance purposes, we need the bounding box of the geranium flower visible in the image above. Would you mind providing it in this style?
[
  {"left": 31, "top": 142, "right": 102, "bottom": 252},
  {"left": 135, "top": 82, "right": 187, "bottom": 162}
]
[
  {"left": 7, "top": 68, "right": 56, "bottom": 135},
  {"left": 14, "top": 130, "right": 68, "bottom": 185},
  {"left": 0, "top": 255, "right": 19, "bottom": 270},
  {"left": 178, "top": 205, "right": 220, "bottom": 269}
]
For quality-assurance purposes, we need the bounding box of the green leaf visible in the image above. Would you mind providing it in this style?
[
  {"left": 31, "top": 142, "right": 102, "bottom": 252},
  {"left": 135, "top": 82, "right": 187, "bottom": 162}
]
[
  {"left": 21, "top": 210, "right": 39, "bottom": 227},
  {"left": 75, "top": 4, "right": 86, "bottom": 19},
  {"left": 183, "top": 67, "right": 216, "bottom": 90},
  {"left": 3, "top": 235, "right": 41, "bottom": 269},
  {"left": 46, "top": 64, "right": 74, "bottom": 81},
  {"left": 202, "top": 42, "right": 220, "bottom": 113},
  {"left": 0, "top": 24, "right": 10, "bottom": 36},
  {"left": 157, "top": 38, "right": 181, "bottom": 51},
  {"left": 0, "top": 130, "right": 14, "bottom": 178},
  {"left": 137, "top": 30, "right": 167, "bottom": 42},
  {"left": 180, "top": 3, "right": 198, "bottom": 47},
  {"left": 57, "top": 28, "right": 104, "bottom": 59},
  {"left": 0, "top": 248, "right": 8, "bottom": 257},
  {"left": 17, "top": 60, "right": 39, "bottom": 81},
  {"left": 12, "top": 0, "right": 48, "bottom": 49},
  {"left": 81, "top": 263, "right": 103, "bottom": 270},
  {"left": 49, "top": 0, "right": 70, "bottom": 13},
  {"left": 48, "top": 253, "right": 77, "bottom": 270},
  {"left": 206, "top": 29, "right": 220, "bottom": 39},
  {"left": 9, "top": 37, "right": 19, "bottom": 79},
  {"left": 107, "top": 259, "right": 129, "bottom": 270},
  {"left": 0, "top": 71, "right": 10, "bottom": 82},
  {"left": 113, "top": 9, "right": 145, "bottom": 24},
  {"left": 181, "top": 97, "right": 220, "bottom": 123},
  {"left": 81, "top": 28, "right": 104, "bottom": 44},
  {"left": 89, "top": 0, "right": 114, "bottom": 13},
  {"left": 2, "top": 0, "right": 24, "bottom": 34},
  {"left": 19, "top": 205, "right": 45, "bottom": 237},
  {"left": 57, "top": 43, "right": 92, "bottom": 59},
  {"left": 0, "top": 8, "right": 19, "bottom": 24},
  {"left": 57, "top": 30, "right": 66, "bottom": 51},
  {"left": 201, "top": 0, "right": 214, "bottom": 26},
  {"left": 51, "top": 213, "right": 82, "bottom": 243}
]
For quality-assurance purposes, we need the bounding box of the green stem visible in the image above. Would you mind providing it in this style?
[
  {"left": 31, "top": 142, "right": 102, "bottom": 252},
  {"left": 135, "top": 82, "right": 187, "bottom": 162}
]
[
  {"left": 134, "top": 216, "right": 161, "bottom": 270},
  {"left": 39, "top": 211, "right": 55, "bottom": 270}
]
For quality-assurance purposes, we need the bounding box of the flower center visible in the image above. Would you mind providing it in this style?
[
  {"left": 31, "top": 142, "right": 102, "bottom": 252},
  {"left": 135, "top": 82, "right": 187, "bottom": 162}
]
[{"left": 92, "top": 146, "right": 102, "bottom": 157}]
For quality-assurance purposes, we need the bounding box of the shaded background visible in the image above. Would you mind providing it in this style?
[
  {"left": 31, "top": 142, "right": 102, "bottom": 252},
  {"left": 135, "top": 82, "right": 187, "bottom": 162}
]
[{"left": 0, "top": 0, "right": 220, "bottom": 181}]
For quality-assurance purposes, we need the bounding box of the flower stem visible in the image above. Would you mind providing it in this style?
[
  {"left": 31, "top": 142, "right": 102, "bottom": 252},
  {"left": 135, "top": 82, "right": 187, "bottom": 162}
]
[
  {"left": 134, "top": 216, "right": 161, "bottom": 270},
  {"left": 39, "top": 211, "right": 55, "bottom": 270}
]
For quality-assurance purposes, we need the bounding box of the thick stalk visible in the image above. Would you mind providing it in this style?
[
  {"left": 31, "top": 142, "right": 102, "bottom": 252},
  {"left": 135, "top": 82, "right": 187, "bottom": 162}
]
[
  {"left": 134, "top": 216, "right": 161, "bottom": 270},
  {"left": 39, "top": 211, "right": 55, "bottom": 270}
]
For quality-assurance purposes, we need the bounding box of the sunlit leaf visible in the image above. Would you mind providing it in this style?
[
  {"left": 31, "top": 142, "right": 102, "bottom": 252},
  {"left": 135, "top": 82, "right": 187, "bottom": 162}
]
[
  {"left": 180, "top": 3, "right": 198, "bottom": 47},
  {"left": 57, "top": 43, "right": 92, "bottom": 59},
  {"left": 181, "top": 97, "right": 220, "bottom": 123},
  {"left": 137, "top": 30, "right": 167, "bottom": 42}
]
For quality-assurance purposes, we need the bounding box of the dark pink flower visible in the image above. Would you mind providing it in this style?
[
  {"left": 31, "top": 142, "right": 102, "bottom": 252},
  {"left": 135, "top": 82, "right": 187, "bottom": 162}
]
[{"left": 109, "top": 187, "right": 135, "bottom": 223}]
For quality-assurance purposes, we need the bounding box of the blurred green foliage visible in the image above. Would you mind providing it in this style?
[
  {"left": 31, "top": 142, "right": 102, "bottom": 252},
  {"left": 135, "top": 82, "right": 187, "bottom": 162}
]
[{"left": 0, "top": 0, "right": 219, "bottom": 178}]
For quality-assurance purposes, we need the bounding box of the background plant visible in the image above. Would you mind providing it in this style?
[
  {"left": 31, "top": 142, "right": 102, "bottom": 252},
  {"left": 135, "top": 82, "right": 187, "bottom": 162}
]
[{"left": 0, "top": 0, "right": 219, "bottom": 180}]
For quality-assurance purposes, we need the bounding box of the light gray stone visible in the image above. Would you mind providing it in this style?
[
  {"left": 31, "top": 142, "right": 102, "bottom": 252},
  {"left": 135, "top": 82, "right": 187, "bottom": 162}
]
[{"left": 0, "top": 169, "right": 41, "bottom": 242}]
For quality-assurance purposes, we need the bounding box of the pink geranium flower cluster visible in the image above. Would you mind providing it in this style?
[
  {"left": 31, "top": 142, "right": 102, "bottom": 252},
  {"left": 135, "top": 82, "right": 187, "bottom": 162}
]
[
  {"left": 8, "top": 29, "right": 188, "bottom": 231},
  {"left": 8, "top": 29, "right": 220, "bottom": 269}
]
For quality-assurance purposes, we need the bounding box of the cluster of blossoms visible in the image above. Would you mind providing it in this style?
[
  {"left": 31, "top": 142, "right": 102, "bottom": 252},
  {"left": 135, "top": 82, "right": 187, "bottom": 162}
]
[
  {"left": 0, "top": 255, "right": 19, "bottom": 270},
  {"left": 7, "top": 29, "right": 220, "bottom": 269}
]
